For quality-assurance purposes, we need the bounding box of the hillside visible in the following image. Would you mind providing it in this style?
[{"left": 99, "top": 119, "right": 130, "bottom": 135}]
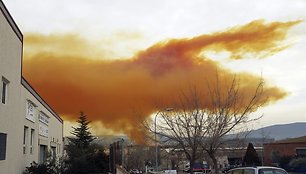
[
  {"left": 89, "top": 122, "right": 306, "bottom": 146},
  {"left": 247, "top": 122, "right": 306, "bottom": 140}
]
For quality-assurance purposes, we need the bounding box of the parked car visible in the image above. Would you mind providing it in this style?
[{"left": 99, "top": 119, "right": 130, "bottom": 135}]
[
  {"left": 222, "top": 165, "right": 241, "bottom": 173},
  {"left": 226, "top": 166, "right": 288, "bottom": 174},
  {"left": 164, "top": 170, "right": 177, "bottom": 174},
  {"left": 130, "top": 169, "right": 142, "bottom": 174},
  {"left": 184, "top": 161, "right": 211, "bottom": 174}
]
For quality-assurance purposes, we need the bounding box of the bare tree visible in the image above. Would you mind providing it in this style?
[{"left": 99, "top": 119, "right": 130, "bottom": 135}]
[
  {"left": 200, "top": 76, "right": 266, "bottom": 174},
  {"left": 156, "top": 88, "right": 209, "bottom": 174},
  {"left": 144, "top": 75, "right": 267, "bottom": 174}
]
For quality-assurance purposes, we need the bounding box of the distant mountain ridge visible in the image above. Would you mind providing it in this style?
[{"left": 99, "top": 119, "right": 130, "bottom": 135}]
[
  {"left": 247, "top": 122, "right": 306, "bottom": 140},
  {"left": 91, "top": 122, "right": 306, "bottom": 146}
]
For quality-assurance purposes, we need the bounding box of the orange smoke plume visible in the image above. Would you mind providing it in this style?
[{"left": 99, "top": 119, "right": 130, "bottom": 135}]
[{"left": 22, "top": 20, "right": 298, "bottom": 143}]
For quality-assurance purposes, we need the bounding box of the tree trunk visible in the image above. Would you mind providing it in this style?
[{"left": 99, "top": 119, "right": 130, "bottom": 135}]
[
  {"left": 186, "top": 152, "right": 196, "bottom": 174},
  {"left": 208, "top": 152, "right": 219, "bottom": 174},
  {"left": 189, "top": 159, "right": 195, "bottom": 174}
]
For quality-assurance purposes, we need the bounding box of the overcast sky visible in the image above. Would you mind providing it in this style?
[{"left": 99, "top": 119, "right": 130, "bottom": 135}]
[{"left": 3, "top": 0, "right": 306, "bottom": 134}]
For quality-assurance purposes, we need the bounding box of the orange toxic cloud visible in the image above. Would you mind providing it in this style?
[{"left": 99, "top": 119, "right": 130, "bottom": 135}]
[{"left": 22, "top": 20, "right": 299, "bottom": 143}]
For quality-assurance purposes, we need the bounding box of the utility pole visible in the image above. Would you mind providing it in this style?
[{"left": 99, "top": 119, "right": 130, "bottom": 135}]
[{"left": 155, "top": 108, "right": 173, "bottom": 172}]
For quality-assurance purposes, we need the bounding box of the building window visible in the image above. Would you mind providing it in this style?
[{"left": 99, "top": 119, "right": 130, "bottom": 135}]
[
  {"left": 39, "top": 145, "right": 47, "bottom": 163},
  {"left": 51, "top": 146, "right": 56, "bottom": 156},
  {"left": 59, "top": 144, "right": 61, "bottom": 154},
  {"left": 1, "top": 77, "right": 9, "bottom": 104},
  {"left": 296, "top": 148, "right": 306, "bottom": 156},
  {"left": 23, "top": 126, "right": 28, "bottom": 154},
  {"left": 0, "top": 133, "right": 7, "bottom": 160},
  {"left": 30, "top": 129, "right": 35, "bottom": 154}
]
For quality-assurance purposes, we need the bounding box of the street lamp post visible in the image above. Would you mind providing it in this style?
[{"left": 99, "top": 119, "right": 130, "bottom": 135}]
[
  {"left": 155, "top": 108, "right": 173, "bottom": 172},
  {"left": 155, "top": 111, "right": 159, "bottom": 172},
  {"left": 121, "top": 138, "right": 124, "bottom": 167}
]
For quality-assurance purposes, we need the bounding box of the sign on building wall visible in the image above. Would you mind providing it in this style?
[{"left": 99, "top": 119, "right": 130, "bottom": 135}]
[
  {"left": 26, "top": 100, "right": 36, "bottom": 122},
  {"left": 39, "top": 124, "right": 48, "bottom": 137},
  {"left": 39, "top": 112, "right": 49, "bottom": 125},
  {"left": 38, "top": 112, "right": 49, "bottom": 137}
]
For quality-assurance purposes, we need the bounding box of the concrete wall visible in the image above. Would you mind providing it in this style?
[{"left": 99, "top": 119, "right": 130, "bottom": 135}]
[
  {"left": 20, "top": 80, "right": 63, "bottom": 169},
  {"left": 0, "top": 1, "right": 63, "bottom": 173},
  {"left": 0, "top": 1, "right": 24, "bottom": 173}
]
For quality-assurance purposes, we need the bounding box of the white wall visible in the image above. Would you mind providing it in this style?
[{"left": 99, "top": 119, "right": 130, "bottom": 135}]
[
  {"left": 0, "top": 1, "right": 63, "bottom": 173},
  {"left": 0, "top": 1, "right": 24, "bottom": 173}
]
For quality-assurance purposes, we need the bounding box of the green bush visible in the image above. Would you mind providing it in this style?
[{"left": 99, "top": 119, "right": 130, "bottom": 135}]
[
  {"left": 64, "top": 147, "right": 109, "bottom": 174},
  {"left": 23, "top": 161, "right": 49, "bottom": 174},
  {"left": 23, "top": 153, "right": 68, "bottom": 174},
  {"left": 64, "top": 112, "right": 109, "bottom": 174}
]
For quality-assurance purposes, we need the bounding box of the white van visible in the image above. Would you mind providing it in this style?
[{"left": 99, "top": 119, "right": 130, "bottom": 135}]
[{"left": 164, "top": 170, "right": 177, "bottom": 174}]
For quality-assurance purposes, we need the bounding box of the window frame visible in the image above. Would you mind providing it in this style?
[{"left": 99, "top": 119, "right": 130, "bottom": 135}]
[
  {"left": 243, "top": 169, "right": 255, "bottom": 174},
  {"left": 0, "top": 133, "right": 7, "bottom": 160},
  {"left": 258, "top": 168, "right": 287, "bottom": 174},
  {"left": 231, "top": 169, "right": 243, "bottom": 174},
  {"left": 30, "top": 129, "right": 35, "bottom": 154},
  {"left": 23, "top": 126, "right": 29, "bottom": 154},
  {"left": 296, "top": 148, "right": 306, "bottom": 156},
  {"left": 1, "top": 77, "right": 9, "bottom": 104}
]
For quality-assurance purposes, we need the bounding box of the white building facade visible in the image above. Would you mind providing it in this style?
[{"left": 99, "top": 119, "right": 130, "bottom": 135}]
[{"left": 0, "top": 1, "right": 64, "bottom": 173}]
